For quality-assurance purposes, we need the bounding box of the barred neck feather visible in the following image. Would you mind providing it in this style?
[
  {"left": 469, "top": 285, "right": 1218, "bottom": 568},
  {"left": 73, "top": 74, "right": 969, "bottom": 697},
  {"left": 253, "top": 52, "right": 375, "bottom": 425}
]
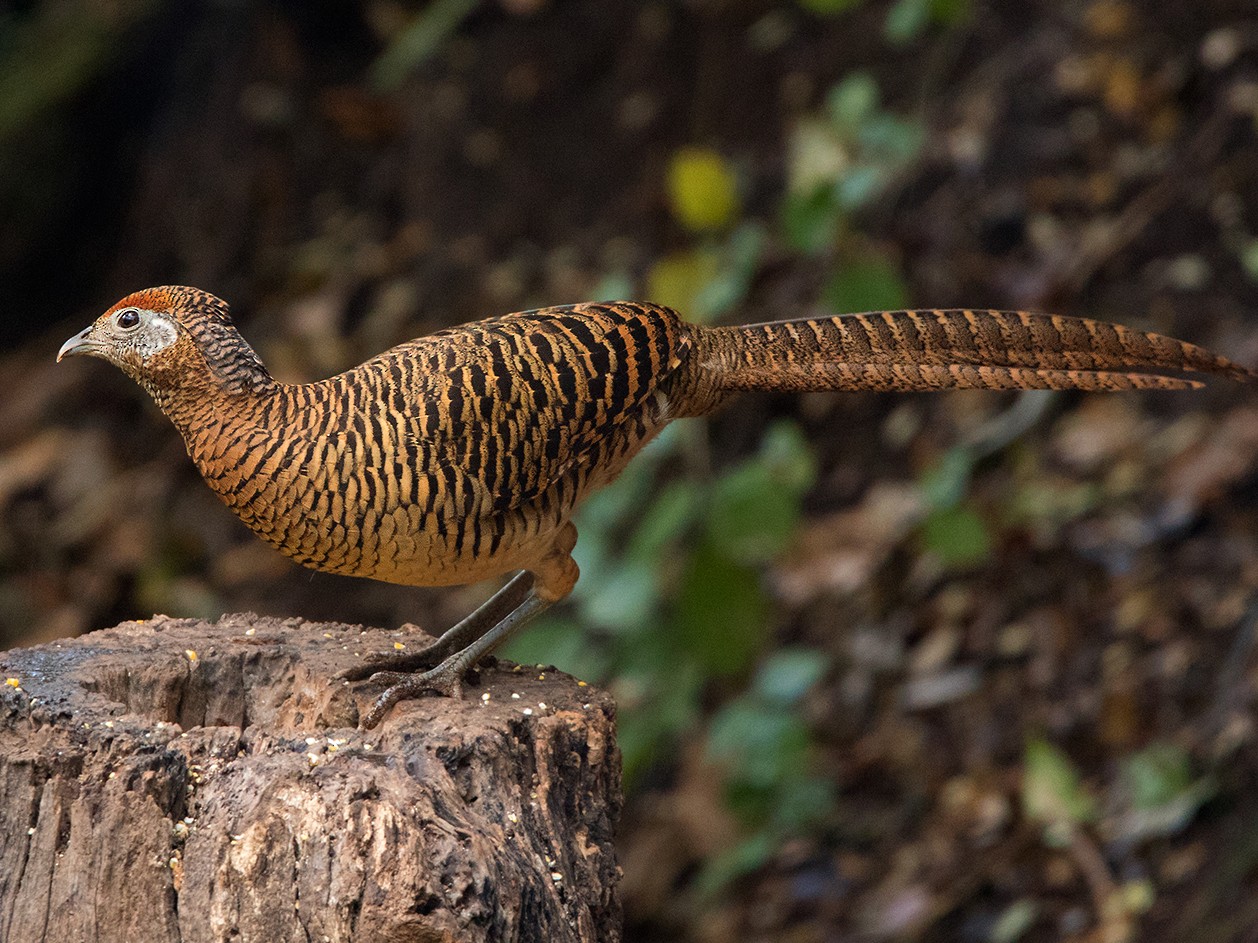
[{"left": 155, "top": 286, "right": 274, "bottom": 395}]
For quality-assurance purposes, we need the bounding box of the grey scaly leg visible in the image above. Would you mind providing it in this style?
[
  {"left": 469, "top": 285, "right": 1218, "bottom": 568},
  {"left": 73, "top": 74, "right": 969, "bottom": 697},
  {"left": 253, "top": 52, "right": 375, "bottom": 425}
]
[
  {"left": 361, "top": 590, "right": 552, "bottom": 729},
  {"left": 338, "top": 571, "right": 533, "bottom": 682}
]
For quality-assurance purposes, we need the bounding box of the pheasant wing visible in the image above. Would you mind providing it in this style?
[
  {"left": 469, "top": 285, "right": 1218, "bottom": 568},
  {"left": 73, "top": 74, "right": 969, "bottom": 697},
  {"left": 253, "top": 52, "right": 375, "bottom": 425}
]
[{"left": 394, "top": 302, "right": 687, "bottom": 515}]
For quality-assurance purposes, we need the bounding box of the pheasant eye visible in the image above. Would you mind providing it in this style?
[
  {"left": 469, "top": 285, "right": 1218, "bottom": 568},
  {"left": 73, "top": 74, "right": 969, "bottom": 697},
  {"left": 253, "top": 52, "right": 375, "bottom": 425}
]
[{"left": 116, "top": 309, "right": 141, "bottom": 330}]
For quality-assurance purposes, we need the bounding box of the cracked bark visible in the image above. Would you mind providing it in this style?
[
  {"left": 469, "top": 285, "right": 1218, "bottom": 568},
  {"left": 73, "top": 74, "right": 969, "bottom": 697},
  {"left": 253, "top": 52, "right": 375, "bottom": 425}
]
[{"left": 0, "top": 614, "right": 621, "bottom": 943}]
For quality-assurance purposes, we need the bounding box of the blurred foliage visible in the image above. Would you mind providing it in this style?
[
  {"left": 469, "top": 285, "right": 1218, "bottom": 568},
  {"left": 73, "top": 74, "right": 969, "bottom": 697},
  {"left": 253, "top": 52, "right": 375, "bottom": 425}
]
[
  {"left": 0, "top": 1, "right": 158, "bottom": 274},
  {"left": 651, "top": 148, "right": 763, "bottom": 322},
  {"left": 914, "top": 388, "right": 1061, "bottom": 569},
  {"left": 917, "top": 445, "right": 993, "bottom": 568},
  {"left": 796, "top": 0, "right": 971, "bottom": 44},
  {"left": 667, "top": 148, "right": 741, "bottom": 234},
  {"left": 783, "top": 72, "right": 923, "bottom": 259},
  {"left": 822, "top": 249, "right": 910, "bottom": 312},
  {"left": 509, "top": 63, "right": 926, "bottom": 883},
  {"left": 507, "top": 419, "right": 819, "bottom": 785},
  {"left": 7, "top": 1, "right": 1254, "bottom": 937},
  {"left": 370, "top": 0, "right": 480, "bottom": 92},
  {"left": 0, "top": 2, "right": 154, "bottom": 142},
  {"left": 513, "top": 47, "right": 1229, "bottom": 904},
  {"left": 700, "top": 647, "right": 834, "bottom": 890},
  {"left": 883, "top": 0, "right": 970, "bottom": 44},
  {"left": 796, "top": 0, "right": 865, "bottom": 15},
  {"left": 785, "top": 71, "right": 923, "bottom": 322},
  {"left": 1115, "top": 743, "right": 1216, "bottom": 844},
  {"left": 646, "top": 221, "right": 765, "bottom": 322},
  {"left": 1022, "top": 735, "right": 1218, "bottom": 933},
  {"left": 1023, "top": 737, "right": 1099, "bottom": 847}
]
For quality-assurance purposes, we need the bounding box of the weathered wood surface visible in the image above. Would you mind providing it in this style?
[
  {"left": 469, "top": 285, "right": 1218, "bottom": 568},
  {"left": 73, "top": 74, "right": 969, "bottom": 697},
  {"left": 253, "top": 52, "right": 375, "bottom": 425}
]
[{"left": 0, "top": 614, "right": 621, "bottom": 943}]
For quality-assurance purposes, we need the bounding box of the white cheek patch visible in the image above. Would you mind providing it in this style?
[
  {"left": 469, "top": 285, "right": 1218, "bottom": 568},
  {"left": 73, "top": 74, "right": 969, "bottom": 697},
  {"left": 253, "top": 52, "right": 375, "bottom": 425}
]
[{"left": 141, "top": 315, "right": 179, "bottom": 358}]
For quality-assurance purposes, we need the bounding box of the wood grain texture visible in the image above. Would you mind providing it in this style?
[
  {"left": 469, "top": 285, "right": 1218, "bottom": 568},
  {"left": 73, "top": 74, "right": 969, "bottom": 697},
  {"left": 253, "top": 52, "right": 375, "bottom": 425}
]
[{"left": 0, "top": 615, "right": 620, "bottom": 943}]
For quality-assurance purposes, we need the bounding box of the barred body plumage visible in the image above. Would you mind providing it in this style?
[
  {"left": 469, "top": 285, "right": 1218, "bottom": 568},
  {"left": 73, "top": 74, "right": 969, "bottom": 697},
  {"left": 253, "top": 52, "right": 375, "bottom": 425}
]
[{"left": 58, "top": 286, "right": 1253, "bottom": 726}]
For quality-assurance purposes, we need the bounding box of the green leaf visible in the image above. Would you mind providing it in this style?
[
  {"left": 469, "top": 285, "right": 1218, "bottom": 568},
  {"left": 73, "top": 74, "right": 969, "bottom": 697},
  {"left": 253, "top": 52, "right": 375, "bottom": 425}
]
[
  {"left": 694, "top": 222, "right": 766, "bottom": 319},
  {"left": 570, "top": 431, "right": 680, "bottom": 593},
  {"left": 857, "top": 113, "right": 925, "bottom": 164},
  {"left": 705, "top": 421, "right": 815, "bottom": 565},
  {"left": 694, "top": 831, "right": 777, "bottom": 898},
  {"left": 919, "top": 446, "right": 976, "bottom": 510},
  {"left": 885, "top": 0, "right": 970, "bottom": 43},
  {"left": 646, "top": 248, "right": 722, "bottom": 315},
  {"left": 1123, "top": 743, "right": 1194, "bottom": 809},
  {"left": 990, "top": 900, "right": 1039, "bottom": 943},
  {"left": 826, "top": 72, "right": 880, "bottom": 129},
  {"left": 708, "top": 464, "right": 801, "bottom": 565},
  {"left": 582, "top": 560, "right": 662, "bottom": 633},
  {"left": 752, "top": 648, "right": 828, "bottom": 706},
  {"left": 667, "top": 147, "right": 740, "bottom": 233},
  {"left": 672, "top": 542, "right": 767, "bottom": 676},
  {"left": 625, "top": 479, "right": 703, "bottom": 564},
  {"left": 707, "top": 701, "right": 811, "bottom": 789},
  {"left": 835, "top": 164, "right": 886, "bottom": 211},
  {"left": 782, "top": 186, "right": 843, "bottom": 254},
  {"left": 1114, "top": 743, "right": 1215, "bottom": 841},
  {"left": 616, "top": 661, "right": 704, "bottom": 782},
  {"left": 370, "top": 0, "right": 479, "bottom": 91},
  {"left": 499, "top": 616, "right": 608, "bottom": 681},
  {"left": 932, "top": 0, "right": 972, "bottom": 25},
  {"left": 796, "top": 0, "right": 866, "bottom": 14},
  {"left": 772, "top": 774, "right": 838, "bottom": 830},
  {"left": 759, "top": 420, "right": 819, "bottom": 492},
  {"left": 884, "top": 0, "right": 931, "bottom": 43},
  {"left": 822, "top": 254, "right": 909, "bottom": 313},
  {"left": 921, "top": 504, "right": 991, "bottom": 567},
  {"left": 1022, "top": 738, "right": 1097, "bottom": 846}
]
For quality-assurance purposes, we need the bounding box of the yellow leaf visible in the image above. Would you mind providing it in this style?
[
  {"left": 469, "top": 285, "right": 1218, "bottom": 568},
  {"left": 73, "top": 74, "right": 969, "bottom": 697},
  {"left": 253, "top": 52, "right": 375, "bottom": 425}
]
[
  {"left": 646, "top": 249, "right": 720, "bottom": 314},
  {"left": 667, "top": 148, "right": 739, "bottom": 232}
]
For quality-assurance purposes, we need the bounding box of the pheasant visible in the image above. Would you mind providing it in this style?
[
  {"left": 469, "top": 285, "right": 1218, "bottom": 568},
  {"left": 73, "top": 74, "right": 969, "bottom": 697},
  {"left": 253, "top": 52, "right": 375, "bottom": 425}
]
[{"left": 58, "top": 287, "right": 1253, "bottom": 727}]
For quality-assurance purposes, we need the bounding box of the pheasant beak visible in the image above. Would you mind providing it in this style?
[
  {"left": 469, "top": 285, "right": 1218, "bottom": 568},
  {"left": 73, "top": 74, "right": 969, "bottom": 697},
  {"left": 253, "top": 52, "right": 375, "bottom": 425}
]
[{"left": 57, "top": 326, "right": 100, "bottom": 362}]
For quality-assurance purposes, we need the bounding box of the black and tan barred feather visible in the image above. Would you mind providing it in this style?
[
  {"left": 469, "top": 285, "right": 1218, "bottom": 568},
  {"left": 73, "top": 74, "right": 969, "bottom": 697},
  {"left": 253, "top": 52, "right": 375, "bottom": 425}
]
[
  {"left": 60, "top": 288, "right": 1253, "bottom": 722},
  {"left": 695, "top": 309, "right": 1252, "bottom": 394},
  {"left": 78, "top": 289, "right": 1253, "bottom": 596},
  {"left": 147, "top": 286, "right": 273, "bottom": 393},
  {"left": 108, "top": 293, "right": 689, "bottom": 589}
]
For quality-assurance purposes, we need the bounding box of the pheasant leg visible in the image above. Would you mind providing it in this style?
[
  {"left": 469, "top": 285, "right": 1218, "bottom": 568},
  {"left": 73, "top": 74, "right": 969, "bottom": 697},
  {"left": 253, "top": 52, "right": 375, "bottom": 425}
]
[
  {"left": 361, "top": 591, "right": 552, "bottom": 729},
  {"left": 338, "top": 571, "right": 534, "bottom": 681},
  {"left": 55, "top": 291, "right": 1256, "bottom": 731},
  {"left": 357, "top": 524, "right": 580, "bottom": 728}
]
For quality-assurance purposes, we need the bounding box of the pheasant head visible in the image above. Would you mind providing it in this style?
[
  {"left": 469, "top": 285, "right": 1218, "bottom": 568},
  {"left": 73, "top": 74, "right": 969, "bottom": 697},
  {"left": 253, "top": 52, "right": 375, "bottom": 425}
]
[{"left": 57, "top": 287, "right": 274, "bottom": 408}]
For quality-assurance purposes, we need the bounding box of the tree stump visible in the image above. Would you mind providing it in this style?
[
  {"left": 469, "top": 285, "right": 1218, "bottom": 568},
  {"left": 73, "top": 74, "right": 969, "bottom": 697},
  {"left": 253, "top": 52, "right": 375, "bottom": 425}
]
[{"left": 0, "top": 614, "right": 621, "bottom": 943}]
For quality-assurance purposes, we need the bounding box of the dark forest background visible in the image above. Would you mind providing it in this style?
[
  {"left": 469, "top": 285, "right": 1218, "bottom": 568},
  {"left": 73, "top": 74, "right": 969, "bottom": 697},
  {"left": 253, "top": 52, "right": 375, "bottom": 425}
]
[{"left": 3, "top": 0, "right": 1258, "bottom": 939}]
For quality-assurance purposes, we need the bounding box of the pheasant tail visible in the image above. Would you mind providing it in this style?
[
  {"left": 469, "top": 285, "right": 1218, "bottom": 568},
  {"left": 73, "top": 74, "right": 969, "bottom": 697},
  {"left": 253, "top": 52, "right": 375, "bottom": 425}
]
[{"left": 695, "top": 309, "right": 1255, "bottom": 393}]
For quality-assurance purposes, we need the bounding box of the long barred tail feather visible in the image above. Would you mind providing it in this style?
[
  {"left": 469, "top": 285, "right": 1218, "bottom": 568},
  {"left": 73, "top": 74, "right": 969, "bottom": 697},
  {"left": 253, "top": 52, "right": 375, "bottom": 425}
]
[{"left": 698, "top": 309, "right": 1255, "bottom": 394}]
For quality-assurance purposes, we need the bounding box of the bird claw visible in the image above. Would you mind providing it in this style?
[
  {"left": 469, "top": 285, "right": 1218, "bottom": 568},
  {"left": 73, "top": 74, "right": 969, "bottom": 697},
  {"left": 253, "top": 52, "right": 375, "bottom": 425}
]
[
  {"left": 357, "top": 664, "right": 467, "bottom": 729},
  {"left": 365, "top": 671, "right": 412, "bottom": 686},
  {"left": 336, "top": 641, "right": 448, "bottom": 682}
]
